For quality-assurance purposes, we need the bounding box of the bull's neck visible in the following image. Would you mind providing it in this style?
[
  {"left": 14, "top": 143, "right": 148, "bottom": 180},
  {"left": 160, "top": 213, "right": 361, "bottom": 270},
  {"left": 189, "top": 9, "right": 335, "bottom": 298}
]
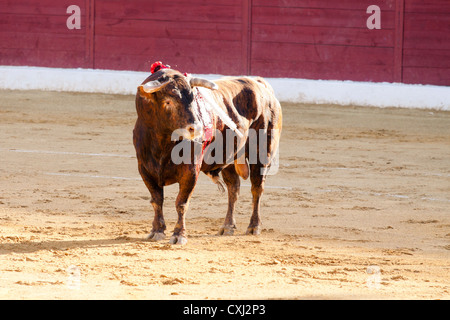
[{"left": 147, "top": 130, "right": 174, "bottom": 161}]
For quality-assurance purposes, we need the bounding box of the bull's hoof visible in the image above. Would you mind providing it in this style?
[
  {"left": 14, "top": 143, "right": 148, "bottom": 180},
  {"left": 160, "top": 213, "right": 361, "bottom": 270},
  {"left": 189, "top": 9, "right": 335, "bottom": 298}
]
[
  {"left": 169, "top": 235, "right": 188, "bottom": 245},
  {"left": 245, "top": 226, "right": 261, "bottom": 235},
  {"left": 217, "top": 225, "right": 235, "bottom": 236},
  {"left": 146, "top": 231, "right": 166, "bottom": 242}
]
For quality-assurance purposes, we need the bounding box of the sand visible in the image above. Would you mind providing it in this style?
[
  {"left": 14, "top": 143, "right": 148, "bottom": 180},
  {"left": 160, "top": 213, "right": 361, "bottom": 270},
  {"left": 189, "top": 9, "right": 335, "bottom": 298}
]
[{"left": 0, "top": 90, "right": 449, "bottom": 299}]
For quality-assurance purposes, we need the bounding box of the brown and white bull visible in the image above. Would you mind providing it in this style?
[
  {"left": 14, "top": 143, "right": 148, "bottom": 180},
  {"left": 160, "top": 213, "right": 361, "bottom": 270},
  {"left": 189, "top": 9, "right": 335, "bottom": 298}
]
[{"left": 133, "top": 68, "right": 282, "bottom": 245}]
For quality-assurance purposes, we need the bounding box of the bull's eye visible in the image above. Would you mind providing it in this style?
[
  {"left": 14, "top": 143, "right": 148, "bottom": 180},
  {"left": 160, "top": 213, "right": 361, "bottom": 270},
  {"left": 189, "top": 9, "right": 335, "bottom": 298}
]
[{"left": 163, "top": 100, "right": 173, "bottom": 108}]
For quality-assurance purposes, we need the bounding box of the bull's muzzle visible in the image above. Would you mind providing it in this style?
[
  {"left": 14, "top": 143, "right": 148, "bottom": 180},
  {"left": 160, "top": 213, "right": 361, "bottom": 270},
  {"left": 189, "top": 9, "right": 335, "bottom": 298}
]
[{"left": 171, "top": 122, "right": 203, "bottom": 141}]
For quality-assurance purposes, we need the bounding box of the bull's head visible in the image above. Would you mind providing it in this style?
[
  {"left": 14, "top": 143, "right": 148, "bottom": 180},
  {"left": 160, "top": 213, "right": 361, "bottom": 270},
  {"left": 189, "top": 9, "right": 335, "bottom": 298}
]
[{"left": 137, "top": 69, "right": 217, "bottom": 141}]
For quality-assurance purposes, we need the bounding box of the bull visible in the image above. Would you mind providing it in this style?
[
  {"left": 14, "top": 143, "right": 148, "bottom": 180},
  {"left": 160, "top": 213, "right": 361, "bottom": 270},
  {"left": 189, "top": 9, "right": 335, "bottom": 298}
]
[{"left": 133, "top": 68, "right": 282, "bottom": 244}]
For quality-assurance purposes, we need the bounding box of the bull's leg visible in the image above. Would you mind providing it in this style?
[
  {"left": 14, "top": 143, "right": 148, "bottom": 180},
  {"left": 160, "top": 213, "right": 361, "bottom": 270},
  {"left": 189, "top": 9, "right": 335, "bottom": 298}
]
[
  {"left": 246, "top": 164, "right": 266, "bottom": 235},
  {"left": 169, "top": 173, "right": 197, "bottom": 245},
  {"left": 246, "top": 120, "right": 281, "bottom": 235},
  {"left": 138, "top": 166, "right": 166, "bottom": 241},
  {"left": 218, "top": 165, "right": 240, "bottom": 236},
  {"left": 148, "top": 187, "right": 166, "bottom": 241}
]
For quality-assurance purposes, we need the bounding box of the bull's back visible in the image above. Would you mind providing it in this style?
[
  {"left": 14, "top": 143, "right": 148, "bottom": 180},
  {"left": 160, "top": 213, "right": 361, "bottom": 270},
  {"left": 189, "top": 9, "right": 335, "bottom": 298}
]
[{"left": 215, "top": 76, "right": 281, "bottom": 128}]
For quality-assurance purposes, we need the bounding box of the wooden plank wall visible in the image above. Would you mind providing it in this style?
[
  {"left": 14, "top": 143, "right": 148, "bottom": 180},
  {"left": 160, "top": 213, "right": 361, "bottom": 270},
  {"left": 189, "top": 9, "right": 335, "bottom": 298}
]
[
  {"left": 402, "top": 0, "right": 450, "bottom": 85},
  {"left": 0, "top": 0, "right": 449, "bottom": 85},
  {"left": 251, "top": 0, "right": 396, "bottom": 82},
  {"left": 0, "top": 0, "right": 91, "bottom": 68},
  {"left": 94, "top": 0, "right": 246, "bottom": 74}
]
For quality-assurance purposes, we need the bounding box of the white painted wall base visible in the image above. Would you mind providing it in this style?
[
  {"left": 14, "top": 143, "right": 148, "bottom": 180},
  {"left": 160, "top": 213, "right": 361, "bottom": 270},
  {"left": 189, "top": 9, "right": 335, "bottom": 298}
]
[{"left": 1, "top": 66, "right": 448, "bottom": 110}]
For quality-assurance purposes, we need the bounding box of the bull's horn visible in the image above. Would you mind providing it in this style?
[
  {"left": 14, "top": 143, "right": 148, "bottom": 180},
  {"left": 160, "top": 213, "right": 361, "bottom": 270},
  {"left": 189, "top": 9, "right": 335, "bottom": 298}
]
[
  {"left": 189, "top": 77, "right": 218, "bottom": 90},
  {"left": 140, "top": 79, "right": 171, "bottom": 93}
]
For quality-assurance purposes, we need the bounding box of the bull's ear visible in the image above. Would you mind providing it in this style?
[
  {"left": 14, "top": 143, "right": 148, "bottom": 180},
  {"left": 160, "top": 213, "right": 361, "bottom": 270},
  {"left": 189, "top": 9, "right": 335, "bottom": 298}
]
[
  {"left": 189, "top": 77, "right": 218, "bottom": 90},
  {"left": 139, "top": 79, "right": 171, "bottom": 94}
]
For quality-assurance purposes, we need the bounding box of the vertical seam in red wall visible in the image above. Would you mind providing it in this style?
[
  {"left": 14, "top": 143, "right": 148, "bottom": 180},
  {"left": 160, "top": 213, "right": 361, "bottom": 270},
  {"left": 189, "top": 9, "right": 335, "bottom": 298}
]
[
  {"left": 242, "top": 0, "right": 252, "bottom": 76},
  {"left": 247, "top": 0, "right": 252, "bottom": 76},
  {"left": 90, "top": 0, "right": 96, "bottom": 69},
  {"left": 85, "top": 0, "right": 94, "bottom": 68},
  {"left": 394, "top": 0, "right": 405, "bottom": 83},
  {"left": 85, "top": 0, "right": 95, "bottom": 69},
  {"left": 85, "top": 0, "right": 90, "bottom": 66}
]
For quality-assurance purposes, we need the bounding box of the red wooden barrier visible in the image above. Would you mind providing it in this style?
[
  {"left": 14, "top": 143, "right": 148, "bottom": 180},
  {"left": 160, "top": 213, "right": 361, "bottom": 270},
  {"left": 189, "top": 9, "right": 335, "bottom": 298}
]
[
  {"left": 93, "top": 0, "right": 245, "bottom": 74},
  {"left": 0, "top": 0, "right": 90, "bottom": 68},
  {"left": 402, "top": 0, "right": 450, "bottom": 85},
  {"left": 0, "top": 0, "right": 448, "bottom": 86}
]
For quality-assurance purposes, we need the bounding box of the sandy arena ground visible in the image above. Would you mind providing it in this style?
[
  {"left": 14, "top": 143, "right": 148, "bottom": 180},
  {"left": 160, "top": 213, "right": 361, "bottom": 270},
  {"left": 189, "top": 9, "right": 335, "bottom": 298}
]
[{"left": 0, "top": 89, "right": 449, "bottom": 300}]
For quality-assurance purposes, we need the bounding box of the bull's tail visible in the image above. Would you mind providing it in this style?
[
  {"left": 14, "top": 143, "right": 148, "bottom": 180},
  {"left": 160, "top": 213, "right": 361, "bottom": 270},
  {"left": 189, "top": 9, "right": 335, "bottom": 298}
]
[{"left": 205, "top": 170, "right": 225, "bottom": 193}]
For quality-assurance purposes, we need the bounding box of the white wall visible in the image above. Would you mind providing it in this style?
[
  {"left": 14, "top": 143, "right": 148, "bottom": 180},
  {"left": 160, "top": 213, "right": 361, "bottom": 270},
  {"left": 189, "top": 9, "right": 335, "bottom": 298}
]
[{"left": 1, "top": 66, "right": 448, "bottom": 110}]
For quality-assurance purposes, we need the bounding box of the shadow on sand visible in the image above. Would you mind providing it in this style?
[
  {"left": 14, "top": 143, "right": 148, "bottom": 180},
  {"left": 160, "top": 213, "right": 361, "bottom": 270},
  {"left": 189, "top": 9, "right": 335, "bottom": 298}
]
[{"left": 0, "top": 237, "right": 148, "bottom": 255}]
